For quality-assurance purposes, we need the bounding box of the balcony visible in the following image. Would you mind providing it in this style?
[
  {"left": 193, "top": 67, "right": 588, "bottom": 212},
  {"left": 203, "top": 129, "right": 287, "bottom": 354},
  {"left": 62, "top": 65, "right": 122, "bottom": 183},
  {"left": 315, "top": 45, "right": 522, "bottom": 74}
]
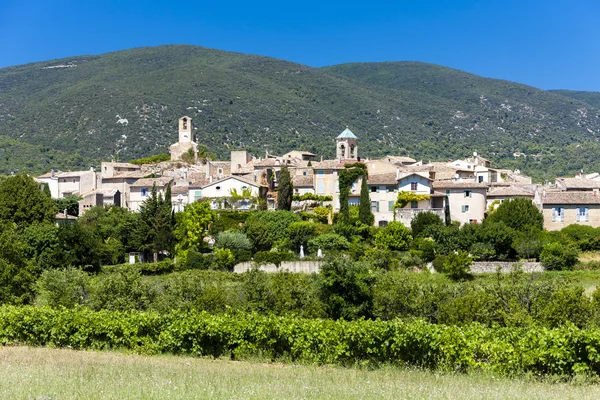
[{"left": 395, "top": 208, "right": 445, "bottom": 224}]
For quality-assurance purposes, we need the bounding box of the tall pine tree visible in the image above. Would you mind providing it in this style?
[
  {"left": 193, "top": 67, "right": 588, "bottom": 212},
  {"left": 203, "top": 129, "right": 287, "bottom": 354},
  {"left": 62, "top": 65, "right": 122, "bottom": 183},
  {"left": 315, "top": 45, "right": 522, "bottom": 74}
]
[
  {"left": 358, "top": 175, "right": 374, "bottom": 225},
  {"left": 277, "top": 167, "right": 293, "bottom": 211}
]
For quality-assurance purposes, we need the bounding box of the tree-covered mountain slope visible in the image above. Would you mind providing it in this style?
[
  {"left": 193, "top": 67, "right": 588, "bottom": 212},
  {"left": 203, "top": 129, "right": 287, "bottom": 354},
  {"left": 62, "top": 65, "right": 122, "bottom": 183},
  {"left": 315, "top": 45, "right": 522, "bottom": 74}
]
[
  {"left": 550, "top": 90, "right": 600, "bottom": 110},
  {"left": 1, "top": 45, "right": 599, "bottom": 179}
]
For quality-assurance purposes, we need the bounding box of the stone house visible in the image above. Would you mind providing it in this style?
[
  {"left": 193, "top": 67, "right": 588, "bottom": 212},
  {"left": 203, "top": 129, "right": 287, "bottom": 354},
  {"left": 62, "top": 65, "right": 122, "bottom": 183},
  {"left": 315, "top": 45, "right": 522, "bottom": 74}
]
[
  {"left": 542, "top": 191, "right": 600, "bottom": 230},
  {"left": 432, "top": 181, "right": 488, "bottom": 225},
  {"left": 128, "top": 177, "right": 174, "bottom": 212}
]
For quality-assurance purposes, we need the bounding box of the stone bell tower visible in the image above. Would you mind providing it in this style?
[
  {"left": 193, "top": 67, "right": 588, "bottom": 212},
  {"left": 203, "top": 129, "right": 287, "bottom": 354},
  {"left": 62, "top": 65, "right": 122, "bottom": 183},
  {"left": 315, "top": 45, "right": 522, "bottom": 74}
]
[
  {"left": 336, "top": 128, "right": 358, "bottom": 160},
  {"left": 170, "top": 116, "right": 198, "bottom": 161}
]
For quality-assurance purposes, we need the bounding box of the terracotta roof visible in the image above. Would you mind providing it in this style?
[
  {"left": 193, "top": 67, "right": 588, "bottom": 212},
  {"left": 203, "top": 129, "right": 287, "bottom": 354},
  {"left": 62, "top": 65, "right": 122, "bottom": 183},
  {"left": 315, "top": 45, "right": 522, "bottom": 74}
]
[
  {"left": 543, "top": 191, "right": 600, "bottom": 205},
  {"left": 556, "top": 178, "right": 600, "bottom": 190},
  {"left": 110, "top": 171, "right": 147, "bottom": 178},
  {"left": 312, "top": 159, "right": 357, "bottom": 170},
  {"left": 201, "top": 175, "right": 268, "bottom": 189},
  {"left": 381, "top": 156, "right": 417, "bottom": 165},
  {"left": 367, "top": 172, "right": 398, "bottom": 185},
  {"left": 292, "top": 175, "right": 314, "bottom": 187},
  {"left": 130, "top": 177, "right": 174, "bottom": 187},
  {"left": 432, "top": 181, "right": 489, "bottom": 189},
  {"left": 171, "top": 186, "right": 190, "bottom": 195},
  {"left": 487, "top": 186, "right": 534, "bottom": 197}
]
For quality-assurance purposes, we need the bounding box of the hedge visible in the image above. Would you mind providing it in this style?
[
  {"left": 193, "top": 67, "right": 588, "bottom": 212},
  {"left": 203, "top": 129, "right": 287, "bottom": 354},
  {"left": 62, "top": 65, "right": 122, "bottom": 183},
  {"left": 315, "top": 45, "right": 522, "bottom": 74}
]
[{"left": 1, "top": 306, "right": 600, "bottom": 377}]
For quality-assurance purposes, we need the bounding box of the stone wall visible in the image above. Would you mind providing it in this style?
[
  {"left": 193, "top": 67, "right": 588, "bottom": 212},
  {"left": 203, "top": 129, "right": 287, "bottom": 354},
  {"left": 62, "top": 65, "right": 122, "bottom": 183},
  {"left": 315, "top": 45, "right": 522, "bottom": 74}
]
[
  {"left": 234, "top": 261, "right": 324, "bottom": 274},
  {"left": 470, "top": 262, "right": 544, "bottom": 274}
]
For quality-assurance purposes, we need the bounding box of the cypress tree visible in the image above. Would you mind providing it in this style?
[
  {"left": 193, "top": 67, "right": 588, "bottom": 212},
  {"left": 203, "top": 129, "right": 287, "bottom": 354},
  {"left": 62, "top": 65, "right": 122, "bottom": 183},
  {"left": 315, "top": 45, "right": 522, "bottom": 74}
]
[
  {"left": 277, "top": 167, "right": 293, "bottom": 211},
  {"left": 358, "top": 175, "right": 374, "bottom": 225}
]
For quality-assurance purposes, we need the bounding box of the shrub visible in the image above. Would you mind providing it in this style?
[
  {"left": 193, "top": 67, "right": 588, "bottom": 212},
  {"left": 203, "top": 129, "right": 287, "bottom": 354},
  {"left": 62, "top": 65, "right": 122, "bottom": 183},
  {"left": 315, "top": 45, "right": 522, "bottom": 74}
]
[
  {"left": 88, "top": 265, "right": 150, "bottom": 311},
  {"left": 214, "top": 248, "right": 236, "bottom": 271},
  {"left": 560, "top": 224, "right": 600, "bottom": 251},
  {"left": 469, "top": 242, "right": 496, "bottom": 261},
  {"left": 308, "top": 233, "right": 350, "bottom": 254},
  {"left": 540, "top": 242, "right": 580, "bottom": 270},
  {"left": 374, "top": 222, "right": 412, "bottom": 251},
  {"left": 34, "top": 267, "right": 90, "bottom": 308},
  {"left": 244, "top": 211, "right": 301, "bottom": 252},
  {"left": 253, "top": 251, "right": 296, "bottom": 266},
  {"left": 287, "top": 221, "right": 318, "bottom": 253},
  {"left": 412, "top": 238, "right": 436, "bottom": 262},
  {"left": 485, "top": 197, "right": 543, "bottom": 232},
  {"left": 410, "top": 211, "right": 444, "bottom": 238},
  {"left": 443, "top": 251, "right": 473, "bottom": 281},
  {"left": 214, "top": 230, "right": 252, "bottom": 262}
]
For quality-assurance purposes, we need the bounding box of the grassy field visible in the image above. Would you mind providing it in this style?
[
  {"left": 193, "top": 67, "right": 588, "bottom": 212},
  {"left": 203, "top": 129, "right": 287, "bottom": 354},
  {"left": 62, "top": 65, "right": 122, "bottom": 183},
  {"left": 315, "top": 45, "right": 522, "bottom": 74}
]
[{"left": 1, "top": 346, "right": 599, "bottom": 399}]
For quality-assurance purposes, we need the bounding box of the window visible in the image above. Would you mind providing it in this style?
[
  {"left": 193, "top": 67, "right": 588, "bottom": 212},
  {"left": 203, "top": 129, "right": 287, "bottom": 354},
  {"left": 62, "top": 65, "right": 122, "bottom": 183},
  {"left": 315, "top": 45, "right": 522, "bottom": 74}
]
[
  {"left": 552, "top": 207, "right": 564, "bottom": 222},
  {"left": 349, "top": 198, "right": 360, "bottom": 206},
  {"left": 478, "top": 176, "right": 484, "bottom": 183},
  {"left": 388, "top": 201, "right": 395, "bottom": 211},
  {"left": 371, "top": 201, "right": 379, "bottom": 212},
  {"left": 410, "top": 182, "right": 418, "bottom": 191},
  {"left": 469, "top": 219, "right": 478, "bottom": 224},
  {"left": 317, "top": 181, "right": 325, "bottom": 194},
  {"left": 317, "top": 170, "right": 325, "bottom": 176},
  {"left": 577, "top": 207, "right": 589, "bottom": 222},
  {"left": 464, "top": 190, "right": 472, "bottom": 198},
  {"left": 370, "top": 186, "right": 377, "bottom": 193},
  {"left": 411, "top": 201, "right": 418, "bottom": 209},
  {"left": 303, "top": 171, "right": 307, "bottom": 176},
  {"left": 378, "top": 220, "right": 388, "bottom": 227},
  {"left": 351, "top": 182, "right": 357, "bottom": 192},
  {"left": 194, "top": 190, "right": 202, "bottom": 201},
  {"left": 461, "top": 205, "right": 469, "bottom": 213},
  {"left": 445, "top": 189, "right": 450, "bottom": 196},
  {"left": 141, "top": 188, "right": 148, "bottom": 197},
  {"left": 217, "top": 168, "right": 223, "bottom": 175},
  {"left": 215, "top": 186, "right": 221, "bottom": 191}
]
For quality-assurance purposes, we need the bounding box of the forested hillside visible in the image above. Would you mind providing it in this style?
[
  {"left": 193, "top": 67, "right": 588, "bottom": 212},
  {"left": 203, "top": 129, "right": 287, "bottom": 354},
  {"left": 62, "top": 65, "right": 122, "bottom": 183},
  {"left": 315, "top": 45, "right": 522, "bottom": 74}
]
[{"left": 1, "top": 45, "right": 599, "bottom": 180}]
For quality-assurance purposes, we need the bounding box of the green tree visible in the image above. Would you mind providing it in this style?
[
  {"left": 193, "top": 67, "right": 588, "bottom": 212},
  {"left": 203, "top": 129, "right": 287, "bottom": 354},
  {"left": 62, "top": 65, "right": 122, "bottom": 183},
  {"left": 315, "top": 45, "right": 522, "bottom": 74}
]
[
  {"left": 443, "top": 251, "right": 473, "bottom": 281},
  {"left": 288, "top": 221, "right": 318, "bottom": 252},
  {"left": 410, "top": 211, "right": 444, "bottom": 238},
  {"left": 540, "top": 242, "right": 580, "bottom": 270},
  {"left": 308, "top": 233, "right": 350, "bottom": 254},
  {"left": 485, "top": 198, "right": 543, "bottom": 232},
  {"left": 174, "top": 200, "right": 214, "bottom": 258},
  {"left": 53, "top": 194, "right": 82, "bottom": 216},
  {"left": 358, "top": 176, "right": 374, "bottom": 225},
  {"left": 374, "top": 222, "right": 412, "bottom": 251},
  {"left": 277, "top": 167, "right": 293, "bottom": 211},
  {"left": 214, "top": 230, "right": 252, "bottom": 262},
  {"left": 135, "top": 183, "right": 176, "bottom": 263},
  {"left": 0, "top": 173, "right": 56, "bottom": 226},
  {"left": 243, "top": 211, "right": 301, "bottom": 252}
]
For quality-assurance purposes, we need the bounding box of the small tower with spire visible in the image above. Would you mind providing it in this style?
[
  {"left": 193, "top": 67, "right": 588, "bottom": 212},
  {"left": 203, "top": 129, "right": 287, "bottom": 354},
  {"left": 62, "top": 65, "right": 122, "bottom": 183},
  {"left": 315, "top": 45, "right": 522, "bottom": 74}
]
[{"left": 336, "top": 127, "right": 358, "bottom": 160}]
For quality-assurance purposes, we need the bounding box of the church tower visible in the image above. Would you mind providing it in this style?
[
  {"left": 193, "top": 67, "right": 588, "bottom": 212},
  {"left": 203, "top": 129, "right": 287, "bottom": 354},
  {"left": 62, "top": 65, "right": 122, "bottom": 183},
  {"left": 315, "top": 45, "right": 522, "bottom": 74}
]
[
  {"left": 179, "top": 116, "right": 193, "bottom": 143},
  {"left": 170, "top": 116, "right": 198, "bottom": 161},
  {"left": 336, "top": 128, "right": 358, "bottom": 160}
]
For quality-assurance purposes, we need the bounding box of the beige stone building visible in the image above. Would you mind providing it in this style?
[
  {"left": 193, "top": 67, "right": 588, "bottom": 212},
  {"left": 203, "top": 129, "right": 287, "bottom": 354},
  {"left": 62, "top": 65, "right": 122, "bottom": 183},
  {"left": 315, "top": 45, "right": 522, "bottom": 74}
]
[
  {"left": 542, "top": 191, "right": 600, "bottom": 230},
  {"left": 432, "top": 181, "right": 488, "bottom": 225},
  {"left": 128, "top": 177, "right": 174, "bottom": 212}
]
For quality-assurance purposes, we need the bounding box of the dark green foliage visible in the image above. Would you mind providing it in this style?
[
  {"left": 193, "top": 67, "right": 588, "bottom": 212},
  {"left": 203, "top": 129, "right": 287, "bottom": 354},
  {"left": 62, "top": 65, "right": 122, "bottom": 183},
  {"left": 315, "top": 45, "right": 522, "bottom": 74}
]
[
  {"left": 243, "top": 211, "right": 301, "bottom": 252},
  {"left": 485, "top": 198, "right": 543, "bottom": 232},
  {"left": 358, "top": 176, "right": 374, "bottom": 226},
  {"left": 277, "top": 167, "right": 293, "bottom": 211},
  {"left": 560, "top": 224, "right": 600, "bottom": 251},
  {"left": 208, "top": 210, "right": 250, "bottom": 235},
  {"left": 410, "top": 211, "right": 444, "bottom": 238},
  {"left": 134, "top": 184, "right": 175, "bottom": 262},
  {"left": 0, "top": 174, "right": 56, "bottom": 226},
  {"left": 338, "top": 163, "right": 367, "bottom": 224},
  {"left": 53, "top": 194, "right": 81, "bottom": 217},
  {"left": 129, "top": 153, "right": 170, "bottom": 165},
  {"left": 253, "top": 251, "right": 296, "bottom": 266},
  {"left": 287, "top": 221, "right": 318, "bottom": 253},
  {"left": 540, "top": 242, "right": 580, "bottom": 270},
  {"left": 308, "top": 233, "right": 350, "bottom": 254},
  {"left": 319, "top": 258, "right": 378, "bottom": 320}
]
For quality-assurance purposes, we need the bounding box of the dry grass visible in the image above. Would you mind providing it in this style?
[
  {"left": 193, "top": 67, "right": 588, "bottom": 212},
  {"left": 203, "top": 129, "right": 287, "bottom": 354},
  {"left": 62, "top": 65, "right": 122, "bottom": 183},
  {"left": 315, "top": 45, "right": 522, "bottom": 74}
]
[{"left": 1, "top": 346, "right": 600, "bottom": 399}]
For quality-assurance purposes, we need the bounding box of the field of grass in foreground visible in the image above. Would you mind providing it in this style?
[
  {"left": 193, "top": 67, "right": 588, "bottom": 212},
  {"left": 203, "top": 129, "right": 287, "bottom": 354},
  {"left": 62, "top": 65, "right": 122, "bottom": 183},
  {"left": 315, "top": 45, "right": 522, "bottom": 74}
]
[{"left": 1, "top": 346, "right": 600, "bottom": 400}]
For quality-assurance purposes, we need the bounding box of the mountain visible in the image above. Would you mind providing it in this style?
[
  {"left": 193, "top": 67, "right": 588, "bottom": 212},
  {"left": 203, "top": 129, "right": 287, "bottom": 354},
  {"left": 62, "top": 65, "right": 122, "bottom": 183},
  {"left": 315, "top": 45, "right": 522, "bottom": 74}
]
[
  {"left": 550, "top": 90, "right": 600, "bottom": 109},
  {"left": 1, "top": 44, "right": 599, "bottom": 180}
]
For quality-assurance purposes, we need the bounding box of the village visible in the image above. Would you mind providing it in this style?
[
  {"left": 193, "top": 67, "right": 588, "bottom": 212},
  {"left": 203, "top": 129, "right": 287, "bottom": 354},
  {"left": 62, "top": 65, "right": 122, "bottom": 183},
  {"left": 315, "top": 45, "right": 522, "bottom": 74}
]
[{"left": 34, "top": 116, "right": 600, "bottom": 231}]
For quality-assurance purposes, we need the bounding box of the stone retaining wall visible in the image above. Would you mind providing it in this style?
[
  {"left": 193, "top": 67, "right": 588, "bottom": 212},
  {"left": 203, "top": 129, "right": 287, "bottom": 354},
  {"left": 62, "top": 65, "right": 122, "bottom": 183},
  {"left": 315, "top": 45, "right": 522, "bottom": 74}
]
[
  {"left": 470, "top": 262, "right": 544, "bottom": 274},
  {"left": 234, "top": 261, "right": 324, "bottom": 274}
]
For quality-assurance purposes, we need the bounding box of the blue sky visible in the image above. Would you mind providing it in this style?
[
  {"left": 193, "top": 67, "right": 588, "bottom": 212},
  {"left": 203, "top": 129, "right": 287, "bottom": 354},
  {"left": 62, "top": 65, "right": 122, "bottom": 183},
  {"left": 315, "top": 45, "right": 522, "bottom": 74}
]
[{"left": 1, "top": 0, "right": 599, "bottom": 91}]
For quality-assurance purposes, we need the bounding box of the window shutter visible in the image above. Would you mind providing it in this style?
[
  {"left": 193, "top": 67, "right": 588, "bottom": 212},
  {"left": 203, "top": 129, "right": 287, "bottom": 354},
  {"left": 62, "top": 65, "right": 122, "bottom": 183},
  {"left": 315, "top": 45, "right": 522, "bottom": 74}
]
[
  {"left": 388, "top": 201, "right": 395, "bottom": 211},
  {"left": 461, "top": 205, "right": 466, "bottom": 213}
]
